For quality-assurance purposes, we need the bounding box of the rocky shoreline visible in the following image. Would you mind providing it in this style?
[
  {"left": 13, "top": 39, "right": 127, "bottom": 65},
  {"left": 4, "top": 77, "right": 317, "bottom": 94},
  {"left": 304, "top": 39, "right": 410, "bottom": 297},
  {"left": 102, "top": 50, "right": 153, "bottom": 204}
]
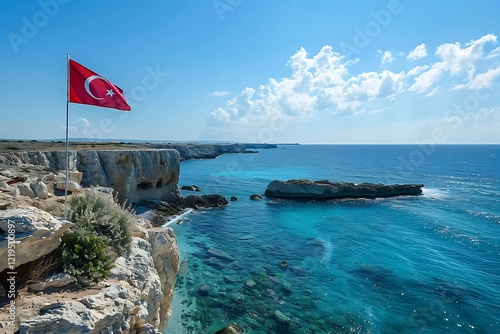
[
  {"left": 0, "top": 142, "right": 275, "bottom": 332},
  {"left": 265, "top": 179, "right": 424, "bottom": 200}
]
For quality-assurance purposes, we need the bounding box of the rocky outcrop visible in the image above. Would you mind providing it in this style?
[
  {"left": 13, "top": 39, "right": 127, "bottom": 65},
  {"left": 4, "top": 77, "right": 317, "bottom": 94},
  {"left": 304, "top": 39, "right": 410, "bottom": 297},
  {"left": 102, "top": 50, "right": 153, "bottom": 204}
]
[
  {"left": 77, "top": 150, "right": 180, "bottom": 204},
  {"left": 1, "top": 212, "right": 179, "bottom": 333},
  {"left": 0, "top": 206, "right": 74, "bottom": 272},
  {"left": 149, "top": 143, "right": 277, "bottom": 161},
  {"left": 265, "top": 179, "right": 424, "bottom": 199},
  {"left": 0, "top": 151, "right": 78, "bottom": 170},
  {"left": 0, "top": 149, "right": 180, "bottom": 204},
  {"left": 0, "top": 144, "right": 276, "bottom": 204},
  {"left": 139, "top": 194, "right": 229, "bottom": 225}
]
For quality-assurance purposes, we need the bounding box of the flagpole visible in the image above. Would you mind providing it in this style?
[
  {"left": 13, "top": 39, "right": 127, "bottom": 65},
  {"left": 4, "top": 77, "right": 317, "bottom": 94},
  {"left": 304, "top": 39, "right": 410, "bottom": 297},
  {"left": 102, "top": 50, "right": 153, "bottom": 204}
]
[{"left": 65, "top": 54, "right": 70, "bottom": 220}]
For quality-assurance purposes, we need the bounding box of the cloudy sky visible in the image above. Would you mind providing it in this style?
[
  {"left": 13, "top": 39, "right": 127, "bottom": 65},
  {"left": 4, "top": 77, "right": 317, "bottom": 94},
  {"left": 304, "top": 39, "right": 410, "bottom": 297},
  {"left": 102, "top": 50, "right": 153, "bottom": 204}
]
[{"left": 1, "top": 0, "right": 499, "bottom": 143}]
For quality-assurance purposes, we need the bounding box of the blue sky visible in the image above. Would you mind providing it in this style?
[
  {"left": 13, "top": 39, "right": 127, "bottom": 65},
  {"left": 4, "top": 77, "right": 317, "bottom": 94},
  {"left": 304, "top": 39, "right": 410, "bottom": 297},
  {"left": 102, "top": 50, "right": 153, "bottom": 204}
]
[{"left": 1, "top": 0, "right": 499, "bottom": 144}]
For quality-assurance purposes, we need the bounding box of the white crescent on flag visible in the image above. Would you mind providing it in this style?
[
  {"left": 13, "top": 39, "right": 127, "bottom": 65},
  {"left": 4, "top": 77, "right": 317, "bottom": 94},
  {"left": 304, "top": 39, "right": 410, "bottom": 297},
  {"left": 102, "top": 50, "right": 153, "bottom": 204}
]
[{"left": 84, "top": 75, "right": 109, "bottom": 100}]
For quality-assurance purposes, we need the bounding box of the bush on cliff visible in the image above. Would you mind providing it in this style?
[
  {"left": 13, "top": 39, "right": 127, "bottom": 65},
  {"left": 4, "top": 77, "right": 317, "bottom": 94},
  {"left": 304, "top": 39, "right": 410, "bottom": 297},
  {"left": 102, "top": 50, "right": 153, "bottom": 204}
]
[
  {"left": 68, "top": 191, "right": 133, "bottom": 255},
  {"left": 62, "top": 230, "right": 111, "bottom": 288},
  {"left": 62, "top": 191, "right": 134, "bottom": 288}
]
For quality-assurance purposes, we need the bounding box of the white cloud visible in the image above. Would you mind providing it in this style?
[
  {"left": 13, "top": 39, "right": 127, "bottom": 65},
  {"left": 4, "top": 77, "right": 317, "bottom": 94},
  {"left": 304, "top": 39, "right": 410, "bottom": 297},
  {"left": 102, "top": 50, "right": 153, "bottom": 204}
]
[
  {"left": 378, "top": 50, "right": 394, "bottom": 65},
  {"left": 407, "top": 43, "right": 428, "bottom": 60},
  {"left": 208, "top": 46, "right": 405, "bottom": 126},
  {"left": 210, "top": 91, "right": 230, "bottom": 97},
  {"left": 75, "top": 117, "right": 90, "bottom": 128},
  {"left": 209, "top": 34, "right": 499, "bottom": 128},
  {"left": 467, "top": 67, "right": 500, "bottom": 89},
  {"left": 410, "top": 34, "right": 498, "bottom": 92}
]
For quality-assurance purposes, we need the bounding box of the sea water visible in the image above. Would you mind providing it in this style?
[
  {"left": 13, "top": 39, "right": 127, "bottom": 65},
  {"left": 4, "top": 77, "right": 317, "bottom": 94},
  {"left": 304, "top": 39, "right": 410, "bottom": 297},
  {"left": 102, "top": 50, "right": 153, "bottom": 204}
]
[{"left": 164, "top": 145, "right": 499, "bottom": 334}]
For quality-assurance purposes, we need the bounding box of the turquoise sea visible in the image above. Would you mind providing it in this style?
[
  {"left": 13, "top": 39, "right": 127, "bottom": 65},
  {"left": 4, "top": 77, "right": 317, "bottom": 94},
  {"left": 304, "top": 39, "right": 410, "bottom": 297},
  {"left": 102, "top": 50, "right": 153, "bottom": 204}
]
[{"left": 164, "top": 145, "right": 499, "bottom": 334}]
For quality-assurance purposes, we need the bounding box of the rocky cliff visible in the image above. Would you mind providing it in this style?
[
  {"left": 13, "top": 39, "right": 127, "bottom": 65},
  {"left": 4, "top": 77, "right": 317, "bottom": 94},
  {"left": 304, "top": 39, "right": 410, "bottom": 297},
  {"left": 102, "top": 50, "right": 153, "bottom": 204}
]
[
  {"left": 148, "top": 143, "right": 277, "bottom": 160},
  {"left": 0, "top": 149, "right": 180, "bottom": 204},
  {"left": 265, "top": 179, "right": 424, "bottom": 199},
  {"left": 0, "top": 203, "right": 179, "bottom": 333}
]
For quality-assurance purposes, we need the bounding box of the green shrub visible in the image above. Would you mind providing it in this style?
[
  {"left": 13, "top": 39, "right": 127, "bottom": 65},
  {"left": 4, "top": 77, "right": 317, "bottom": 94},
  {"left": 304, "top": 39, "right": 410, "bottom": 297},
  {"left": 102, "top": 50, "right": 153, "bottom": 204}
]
[
  {"left": 69, "top": 191, "right": 133, "bottom": 255},
  {"left": 62, "top": 190, "right": 134, "bottom": 288},
  {"left": 62, "top": 230, "right": 112, "bottom": 288}
]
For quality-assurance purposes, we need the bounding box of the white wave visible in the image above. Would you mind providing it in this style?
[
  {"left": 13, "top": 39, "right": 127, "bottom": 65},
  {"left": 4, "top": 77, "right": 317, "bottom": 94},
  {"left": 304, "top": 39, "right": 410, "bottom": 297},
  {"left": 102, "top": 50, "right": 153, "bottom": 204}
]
[
  {"left": 163, "top": 209, "right": 194, "bottom": 227},
  {"left": 422, "top": 188, "right": 449, "bottom": 200}
]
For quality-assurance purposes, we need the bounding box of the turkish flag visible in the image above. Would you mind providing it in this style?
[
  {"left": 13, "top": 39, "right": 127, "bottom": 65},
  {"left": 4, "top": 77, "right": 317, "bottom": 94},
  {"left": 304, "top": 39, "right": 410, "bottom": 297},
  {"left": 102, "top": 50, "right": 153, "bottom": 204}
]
[{"left": 69, "top": 59, "right": 131, "bottom": 111}]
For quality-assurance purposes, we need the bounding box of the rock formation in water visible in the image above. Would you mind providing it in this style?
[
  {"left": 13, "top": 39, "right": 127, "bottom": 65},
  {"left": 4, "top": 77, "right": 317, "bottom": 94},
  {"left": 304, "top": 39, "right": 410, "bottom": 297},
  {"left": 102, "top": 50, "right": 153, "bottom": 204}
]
[{"left": 265, "top": 179, "right": 424, "bottom": 199}]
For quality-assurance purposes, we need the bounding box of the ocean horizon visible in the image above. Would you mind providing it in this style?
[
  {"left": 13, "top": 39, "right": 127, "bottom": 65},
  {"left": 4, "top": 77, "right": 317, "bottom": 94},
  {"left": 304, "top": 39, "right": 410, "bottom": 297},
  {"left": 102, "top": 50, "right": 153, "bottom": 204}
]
[{"left": 164, "top": 144, "right": 499, "bottom": 333}]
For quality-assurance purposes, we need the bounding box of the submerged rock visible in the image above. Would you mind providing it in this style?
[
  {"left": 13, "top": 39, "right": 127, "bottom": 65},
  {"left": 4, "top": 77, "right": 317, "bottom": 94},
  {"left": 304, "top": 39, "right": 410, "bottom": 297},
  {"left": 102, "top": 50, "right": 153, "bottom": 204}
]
[
  {"left": 181, "top": 185, "right": 197, "bottom": 191},
  {"left": 245, "top": 278, "right": 256, "bottom": 288},
  {"left": 274, "top": 309, "right": 291, "bottom": 324},
  {"left": 215, "top": 322, "right": 244, "bottom": 334},
  {"left": 250, "top": 194, "right": 263, "bottom": 201},
  {"left": 265, "top": 179, "right": 424, "bottom": 200}
]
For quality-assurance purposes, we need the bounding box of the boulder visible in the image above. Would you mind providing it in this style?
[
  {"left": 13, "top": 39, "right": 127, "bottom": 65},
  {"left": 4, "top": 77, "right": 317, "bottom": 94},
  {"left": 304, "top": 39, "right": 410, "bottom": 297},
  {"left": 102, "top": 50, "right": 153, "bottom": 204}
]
[
  {"left": 265, "top": 179, "right": 424, "bottom": 200},
  {"left": 30, "top": 181, "right": 49, "bottom": 199},
  {"left": 56, "top": 180, "right": 81, "bottom": 193},
  {"left": 16, "top": 182, "right": 35, "bottom": 198},
  {"left": 181, "top": 185, "right": 197, "bottom": 191},
  {"left": 0, "top": 207, "right": 74, "bottom": 272},
  {"left": 69, "top": 171, "right": 83, "bottom": 183},
  {"left": 28, "top": 273, "right": 75, "bottom": 292},
  {"left": 230, "top": 196, "right": 238, "bottom": 201},
  {"left": 0, "top": 181, "right": 13, "bottom": 193},
  {"left": 19, "top": 301, "right": 96, "bottom": 333}
]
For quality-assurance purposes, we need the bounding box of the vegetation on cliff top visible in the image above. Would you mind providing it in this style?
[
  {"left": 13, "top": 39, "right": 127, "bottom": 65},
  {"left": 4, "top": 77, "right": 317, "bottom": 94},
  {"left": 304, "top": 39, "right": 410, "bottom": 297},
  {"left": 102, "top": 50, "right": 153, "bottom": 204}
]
[{"left": 62, "top": 191, "right": 134, "bottom": 288}]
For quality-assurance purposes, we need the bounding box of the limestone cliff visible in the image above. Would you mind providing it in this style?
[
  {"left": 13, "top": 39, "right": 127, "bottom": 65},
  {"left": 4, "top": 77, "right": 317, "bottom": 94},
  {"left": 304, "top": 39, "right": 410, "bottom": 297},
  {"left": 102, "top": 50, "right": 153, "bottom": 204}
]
[
  {"left": 77, "top": 149, "right": 180, "bottom": 204},
  {"left": 0, "top": 205, "right": 179, "bottom": 333},
  {"left": 0, "top": 149, "right": 180, "bottom": 204},
  {"left": 148, "top": 143, "right": 277, "bottom": 160}
]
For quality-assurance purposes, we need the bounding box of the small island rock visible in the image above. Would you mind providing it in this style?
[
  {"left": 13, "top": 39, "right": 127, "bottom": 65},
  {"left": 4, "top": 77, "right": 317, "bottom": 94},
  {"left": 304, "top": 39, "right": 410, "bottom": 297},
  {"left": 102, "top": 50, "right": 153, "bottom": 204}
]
[{"left": 265, "top": 179, "right": 423, "bottom": 200}]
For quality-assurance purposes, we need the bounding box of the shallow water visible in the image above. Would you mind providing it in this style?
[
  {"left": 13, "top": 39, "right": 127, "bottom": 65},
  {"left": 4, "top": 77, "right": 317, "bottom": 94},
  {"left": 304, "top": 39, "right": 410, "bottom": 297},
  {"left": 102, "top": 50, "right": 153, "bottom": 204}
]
[{"left": 165, "top": 145, "right": 500, "bottom": 333}]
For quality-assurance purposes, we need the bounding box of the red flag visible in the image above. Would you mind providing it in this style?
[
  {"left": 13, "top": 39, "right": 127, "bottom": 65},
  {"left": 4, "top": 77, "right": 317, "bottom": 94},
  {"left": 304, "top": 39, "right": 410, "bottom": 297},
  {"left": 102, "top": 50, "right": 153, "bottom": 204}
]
[{"left": 69, "top": 59, "right": 131, "bottom": 111}]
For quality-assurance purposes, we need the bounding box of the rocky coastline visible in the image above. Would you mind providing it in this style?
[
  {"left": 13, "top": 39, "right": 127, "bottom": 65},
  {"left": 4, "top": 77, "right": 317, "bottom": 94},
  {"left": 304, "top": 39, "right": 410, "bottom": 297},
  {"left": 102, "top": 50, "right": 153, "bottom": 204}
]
[
  {"left": 265, "top": 179, "right": 424, "bottom": 200},
  {"left": 0, "top": 142, "right": 269, "bottom": 333}
]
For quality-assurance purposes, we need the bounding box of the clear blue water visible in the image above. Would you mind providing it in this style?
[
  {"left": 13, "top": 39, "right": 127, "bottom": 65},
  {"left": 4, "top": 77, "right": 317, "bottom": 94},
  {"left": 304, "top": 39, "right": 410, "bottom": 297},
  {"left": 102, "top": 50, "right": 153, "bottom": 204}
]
[{"left": 164, "top": 145, "right": 500, "bottom": 334}]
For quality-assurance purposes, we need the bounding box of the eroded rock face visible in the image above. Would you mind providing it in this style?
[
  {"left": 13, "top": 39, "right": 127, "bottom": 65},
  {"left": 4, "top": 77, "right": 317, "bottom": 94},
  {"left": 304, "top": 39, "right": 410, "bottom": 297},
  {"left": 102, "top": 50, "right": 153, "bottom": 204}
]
[
  {"left": 0, "top": 207, "right": 74, "bottom": 272},
  {"left": 265, "top": 179, "right": 424, "bottom": 199},
  {"left": 15, "top": 219, "right": 179, "bottom": 333},
  {"left": 0, "top": 149, "right": 181, "bottom": 204},
  {"left": 77, "top": 150, "right": 180, "bottom": 204},
  {"left": 148, "top": 227, "right": 180, "bottom": 328},
  {"left": 0, "top": 151, "right": 78, "bottom": 170}
]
